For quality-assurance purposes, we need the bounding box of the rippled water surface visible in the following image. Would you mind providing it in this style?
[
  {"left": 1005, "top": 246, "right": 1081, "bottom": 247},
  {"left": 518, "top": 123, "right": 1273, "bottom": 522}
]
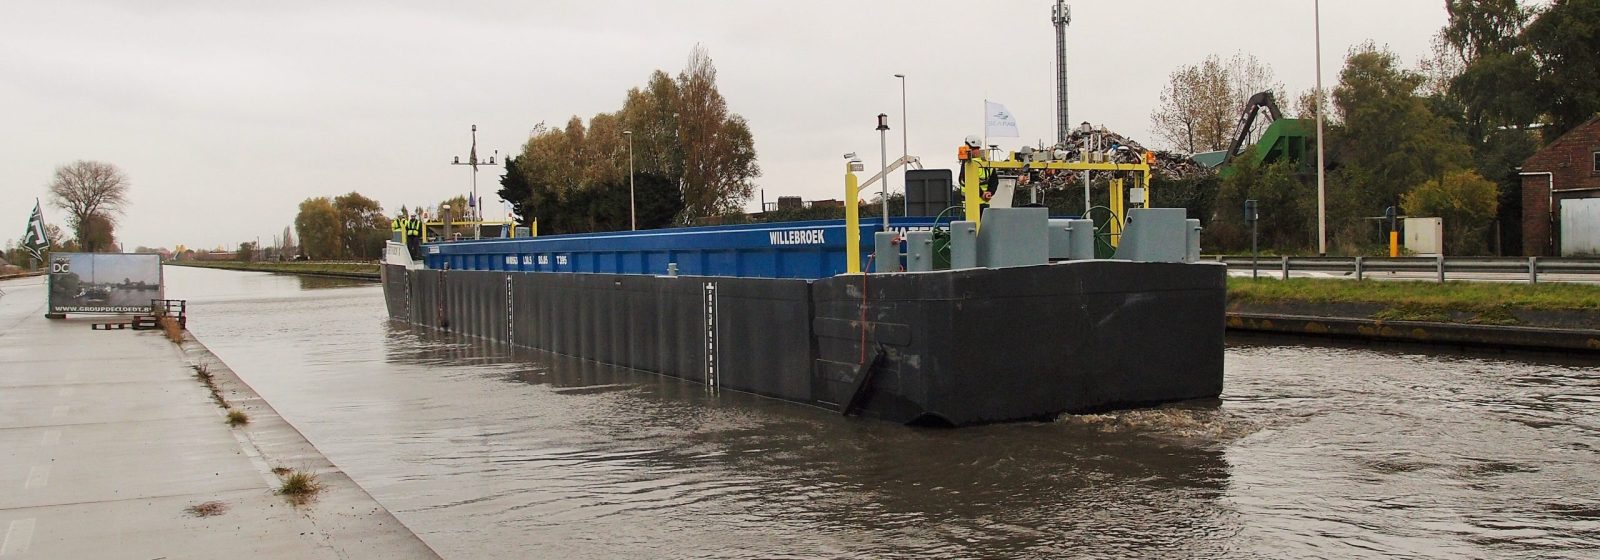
[{"left": 158, "top": 266, "right": 1600, "bottom": 559}]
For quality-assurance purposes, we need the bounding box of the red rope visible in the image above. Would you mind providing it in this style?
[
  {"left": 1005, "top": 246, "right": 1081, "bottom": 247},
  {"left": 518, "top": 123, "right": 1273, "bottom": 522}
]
[{"left": 859, "top": 254, "right": 874, "bottom": 364}]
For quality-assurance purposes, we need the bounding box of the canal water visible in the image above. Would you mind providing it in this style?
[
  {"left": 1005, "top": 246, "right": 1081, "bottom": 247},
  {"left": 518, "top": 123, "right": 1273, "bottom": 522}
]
[{"left": 161, "top": 266, "right": 1599, "bottom": 559}]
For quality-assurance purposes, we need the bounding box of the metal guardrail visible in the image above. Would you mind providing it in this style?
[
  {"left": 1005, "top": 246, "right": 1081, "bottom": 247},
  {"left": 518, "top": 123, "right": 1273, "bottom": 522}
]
[{"left": 1215, "top": 255, "right": 1600, "bottom": 283}]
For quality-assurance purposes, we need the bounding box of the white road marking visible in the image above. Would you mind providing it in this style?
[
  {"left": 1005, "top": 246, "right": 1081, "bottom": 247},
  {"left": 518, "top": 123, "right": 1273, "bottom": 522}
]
[
  {"left": 24, "top": 466, "right": 49, "bottom": 489},
  {"left": 0, "top": 518, "right": 35, "bottom": 556},
  {"left": 39, "top": 430, "right": 60, "bottom": 446}
]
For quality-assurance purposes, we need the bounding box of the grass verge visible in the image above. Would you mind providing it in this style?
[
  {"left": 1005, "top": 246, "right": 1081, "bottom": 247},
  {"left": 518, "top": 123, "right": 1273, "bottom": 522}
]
[
  {"left": 1229, "top": 277, "right": 1600, "bottom": 310},
  {"left": 170, "top": 260, "right": 379, "bottom": 278},
  {"left": 1228, "top": 277, "right": 1600, "bottom": 325}
]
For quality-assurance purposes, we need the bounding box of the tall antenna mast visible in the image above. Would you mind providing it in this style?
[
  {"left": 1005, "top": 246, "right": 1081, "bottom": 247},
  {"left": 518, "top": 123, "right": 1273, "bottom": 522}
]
[{"left": 1052, "top": 0, "right": 1071, "bottom": 146}]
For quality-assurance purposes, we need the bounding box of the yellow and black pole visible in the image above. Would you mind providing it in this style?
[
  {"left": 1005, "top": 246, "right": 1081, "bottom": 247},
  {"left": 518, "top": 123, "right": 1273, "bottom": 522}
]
[{"left": 1387, "top": 205, "right": 1399, "bottom": 257}]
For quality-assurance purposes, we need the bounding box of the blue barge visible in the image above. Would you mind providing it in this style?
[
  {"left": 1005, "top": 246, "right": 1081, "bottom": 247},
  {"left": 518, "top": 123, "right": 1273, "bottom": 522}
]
[
  {"left": 384, "top": 154, "right": 1225, "bottom": 426},
  {"left": 423, "top": 217, "right": 941, "bottom": 278}
]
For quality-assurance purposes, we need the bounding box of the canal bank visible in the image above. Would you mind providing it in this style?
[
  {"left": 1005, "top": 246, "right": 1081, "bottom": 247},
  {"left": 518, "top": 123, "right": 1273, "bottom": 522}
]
[
  {"left": 167, "top": 260, "right": 380, "bottom": 280},
  {"left": 166, "top": 261, "right": 1600, "bottom": 353},
  {"left": 0, "top": 277, "right": 439, "bottom": 559}
]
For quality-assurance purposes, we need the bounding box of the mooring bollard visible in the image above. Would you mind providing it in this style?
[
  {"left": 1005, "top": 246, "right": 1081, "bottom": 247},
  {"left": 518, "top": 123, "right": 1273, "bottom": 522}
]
[
  {"left": 1281, "top": 256, "right": 1290, "bottom": 280},
  {"left": 1355, "top": 256, "right": 1364, "bottom": 281}
]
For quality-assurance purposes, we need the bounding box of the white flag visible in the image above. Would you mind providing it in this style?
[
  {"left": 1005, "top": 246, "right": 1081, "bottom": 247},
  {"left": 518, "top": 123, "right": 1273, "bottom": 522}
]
[{"left": 984, "top": 100, "right": 1020, "bottom": 138}]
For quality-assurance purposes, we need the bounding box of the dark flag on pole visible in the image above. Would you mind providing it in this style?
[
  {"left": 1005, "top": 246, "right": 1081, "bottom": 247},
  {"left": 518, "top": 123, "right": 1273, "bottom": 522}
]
[{"left": 22, "top": 199, "right": 49, "bottom": 261}]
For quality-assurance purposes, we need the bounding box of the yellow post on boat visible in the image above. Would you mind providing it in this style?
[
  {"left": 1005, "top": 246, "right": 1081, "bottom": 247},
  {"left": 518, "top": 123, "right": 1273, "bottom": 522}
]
[{"left": 845, "top": 158, "right": 863, "bottom": 274}]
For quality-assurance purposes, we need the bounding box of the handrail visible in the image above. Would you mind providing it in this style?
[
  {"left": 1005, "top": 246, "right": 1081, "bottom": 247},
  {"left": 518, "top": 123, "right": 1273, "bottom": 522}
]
[{"left": 1214, "top": 255, "right": 1600, "bottom": 283}]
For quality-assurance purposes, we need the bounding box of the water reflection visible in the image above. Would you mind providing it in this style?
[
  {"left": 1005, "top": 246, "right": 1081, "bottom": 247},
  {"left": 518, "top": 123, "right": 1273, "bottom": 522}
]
[
  {"left": 378, "top": 323, "right": 1240, "bottom": 558},
  {"left": 168, "top": 265, "right": 1600, "bottom": 559},
  {"left": 297, "top": 275, "right": 373, "bottom": 290}
]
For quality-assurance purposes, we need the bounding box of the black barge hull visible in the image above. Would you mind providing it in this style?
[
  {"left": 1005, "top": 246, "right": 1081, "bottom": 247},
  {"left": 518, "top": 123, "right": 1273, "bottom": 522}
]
[{"left": 382, "top": 261, "right": 1225, "bottom": 426}]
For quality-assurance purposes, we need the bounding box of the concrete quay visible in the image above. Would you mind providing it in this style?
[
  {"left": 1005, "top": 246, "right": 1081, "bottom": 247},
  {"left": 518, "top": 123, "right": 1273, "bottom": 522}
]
[{"left": 0, "top": 278, "right": 439, "bottom": 559}]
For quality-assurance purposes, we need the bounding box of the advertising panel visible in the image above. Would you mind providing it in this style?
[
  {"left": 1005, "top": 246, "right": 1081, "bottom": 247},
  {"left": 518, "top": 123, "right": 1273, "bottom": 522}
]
[{"left": 48, "top": 253, "right": 164, "bottom": 314}]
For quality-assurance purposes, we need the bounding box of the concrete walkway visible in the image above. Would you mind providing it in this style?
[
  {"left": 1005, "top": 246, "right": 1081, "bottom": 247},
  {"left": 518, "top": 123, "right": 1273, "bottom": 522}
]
[{"left": 0, "top": 278, "right": 439, "bottom": 559}]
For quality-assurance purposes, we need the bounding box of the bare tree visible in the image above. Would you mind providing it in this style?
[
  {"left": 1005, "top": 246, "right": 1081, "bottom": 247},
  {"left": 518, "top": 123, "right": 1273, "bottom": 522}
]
[
  {"left": 48, "top": 160, "right": 129, "bottom": 252},
  {"left": 1150, "top": 56, "right": 1231, "bottom": 153},
  {"left": 1150, "top": 53, "right": 1283, "bottom": 153}
]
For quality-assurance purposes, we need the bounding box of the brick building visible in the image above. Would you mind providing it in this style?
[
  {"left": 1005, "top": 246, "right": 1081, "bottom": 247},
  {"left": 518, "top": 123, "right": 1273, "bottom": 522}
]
[{"left": 1522, "top": 116, "right": 1600, "bottom": 256}]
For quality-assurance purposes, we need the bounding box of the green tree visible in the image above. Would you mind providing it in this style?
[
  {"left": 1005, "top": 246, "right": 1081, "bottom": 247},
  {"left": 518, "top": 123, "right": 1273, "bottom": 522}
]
[
  {"left": 1329, "top": 43, "right": 1471, "bottom": 246},
  {"left": 82, "top": 213, "right": 117, "bottom": 252},
  {"left": 1212, "top": 159, "right": 1313, "bottom": 252},
  {"left": 332, "top": 192, "right": 387, "bottom": 259},
  {"left": 507, "top": 45, "right": 759, "bottom": 231},
  {"left": 294, "top": 197, "right": 341, "bottom": 259},
  {"left": 671, "top": 46, "right": 761, "bottom": 221},
  {"left": 237, "top": 241, "right": 258, "bottom": 262},
  {"left": 498, "top": 155, "right": 534, "bottom": 227},
  {"left": 1525, "top": 0, "right": 1600, "bottom": 140},
  {"left": 1402, "top": 170, "right": 1499, "bottom": 254},
  {"left": 1433, "top": 1, "right": 1546, "bottom": 254}
]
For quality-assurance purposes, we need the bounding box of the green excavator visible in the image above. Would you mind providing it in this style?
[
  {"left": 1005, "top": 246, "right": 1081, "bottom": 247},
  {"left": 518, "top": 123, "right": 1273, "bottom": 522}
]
[{"left": 1191, "top": 91, "right": 1314, "bottom": 176}]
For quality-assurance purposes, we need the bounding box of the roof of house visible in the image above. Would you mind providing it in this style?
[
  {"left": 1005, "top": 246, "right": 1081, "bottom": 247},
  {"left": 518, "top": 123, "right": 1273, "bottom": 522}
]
[{"left": 1522, "top": 114, "right": 1600, "bottom": 169}]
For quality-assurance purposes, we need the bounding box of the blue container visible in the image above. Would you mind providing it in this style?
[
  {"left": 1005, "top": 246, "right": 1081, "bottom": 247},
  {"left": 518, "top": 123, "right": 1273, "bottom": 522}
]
[{"left": 423, "top": 218, "right": 941, "bottom": 279}]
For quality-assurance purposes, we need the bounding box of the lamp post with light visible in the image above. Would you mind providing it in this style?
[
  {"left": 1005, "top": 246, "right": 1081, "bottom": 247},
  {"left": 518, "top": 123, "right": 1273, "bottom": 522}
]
[
  {"left": 894, "top": 73, "right": 908, "bottom": 215},
  {"left": 877, "top": 113, "right": 891, "bottom": 229},
  {"left": 1314, "top": 0, "right": 1327, "bottom": 255},
  {"left": 624, "top": 130, "right": 636, "bottom": 230}
]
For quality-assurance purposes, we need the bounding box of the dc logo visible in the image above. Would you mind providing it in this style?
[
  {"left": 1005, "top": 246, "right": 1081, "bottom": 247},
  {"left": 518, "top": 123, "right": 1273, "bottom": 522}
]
[{"left": 51, "top": 261, "right": 70, "bottom": 273}]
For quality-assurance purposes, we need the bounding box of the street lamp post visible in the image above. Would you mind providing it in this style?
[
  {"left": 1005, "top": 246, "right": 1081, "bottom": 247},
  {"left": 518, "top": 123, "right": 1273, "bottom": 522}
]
[
  {"left": 876, "top": 113, "right": 890, "bottom": 229},
  {"left": 894, "top": 73, "right": 908, "bottom": 215},
  {"left": 1314, "top": 0, "right": 1327, "bottom": 256},
  {"left": 624, "top": 130, "right": 636, "bottom": 230},
  {"left": 449, "top": 124, "right": 495, "bottom": 240}
]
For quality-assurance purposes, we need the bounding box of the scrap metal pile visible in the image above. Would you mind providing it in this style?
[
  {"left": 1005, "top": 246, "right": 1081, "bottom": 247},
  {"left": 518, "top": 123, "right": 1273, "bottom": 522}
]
[
  {"left": 1052, "top": 126, "right": 1212, "bottom": 180},
  {"left": 1003, "top": 126, "right": 1214, "bottom": 191}
]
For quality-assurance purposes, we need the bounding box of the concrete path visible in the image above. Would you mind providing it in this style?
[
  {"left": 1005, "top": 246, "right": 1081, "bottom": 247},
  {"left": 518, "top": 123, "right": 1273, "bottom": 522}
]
[{"left": 0, "top": 277, "right": 439, "bottom": 559}]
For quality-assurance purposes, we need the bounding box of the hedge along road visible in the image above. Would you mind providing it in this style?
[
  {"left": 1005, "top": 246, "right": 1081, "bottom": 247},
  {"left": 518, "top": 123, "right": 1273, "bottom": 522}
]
[{"left": 158, "top": 265, "right": 1600, "bottom": 559}]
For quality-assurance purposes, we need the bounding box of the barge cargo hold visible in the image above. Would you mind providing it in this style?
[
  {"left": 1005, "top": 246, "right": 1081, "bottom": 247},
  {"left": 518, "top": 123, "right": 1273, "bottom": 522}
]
[{"left": 382, "top": 210, "right": 1226, "bottom": 426}]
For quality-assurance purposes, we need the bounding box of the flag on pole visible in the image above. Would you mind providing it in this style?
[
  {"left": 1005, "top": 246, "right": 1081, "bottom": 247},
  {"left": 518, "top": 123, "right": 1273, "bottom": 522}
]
[
  {"left": 984, "top": 100, "right": 1020, "bottom": 138},
  {"left": 22, "top": 199, "right": 49, "bottom": 261}
]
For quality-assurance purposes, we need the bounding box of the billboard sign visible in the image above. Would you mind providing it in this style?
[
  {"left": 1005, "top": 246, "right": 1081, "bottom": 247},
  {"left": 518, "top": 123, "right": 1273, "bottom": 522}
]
[{"left": 48, "top": 253, "right": 164, "bottom": 314}]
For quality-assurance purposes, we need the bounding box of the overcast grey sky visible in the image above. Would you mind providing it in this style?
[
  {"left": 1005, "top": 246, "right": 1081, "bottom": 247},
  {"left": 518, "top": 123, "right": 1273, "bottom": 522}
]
[{"left": 1, "top": 0, "right": 1450, "bottom": 251}]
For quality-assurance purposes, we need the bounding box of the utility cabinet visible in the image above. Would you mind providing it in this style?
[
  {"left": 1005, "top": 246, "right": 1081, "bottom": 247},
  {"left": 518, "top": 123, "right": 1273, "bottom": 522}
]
[{"left": 1404, "top": 217, "right": 1444, "bottom": 256}]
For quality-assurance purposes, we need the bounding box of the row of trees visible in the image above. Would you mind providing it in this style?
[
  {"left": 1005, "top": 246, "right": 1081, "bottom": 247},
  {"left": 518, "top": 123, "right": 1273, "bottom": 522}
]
[
  {"left": 497, "top": 46, "right": 760, "bottom": 235},
  {"left": 1155, "top": 0, "right": 1597, "bottom": 255},
  {"left": 293, "top": 192, "right": 388, "bottom": 260}
]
